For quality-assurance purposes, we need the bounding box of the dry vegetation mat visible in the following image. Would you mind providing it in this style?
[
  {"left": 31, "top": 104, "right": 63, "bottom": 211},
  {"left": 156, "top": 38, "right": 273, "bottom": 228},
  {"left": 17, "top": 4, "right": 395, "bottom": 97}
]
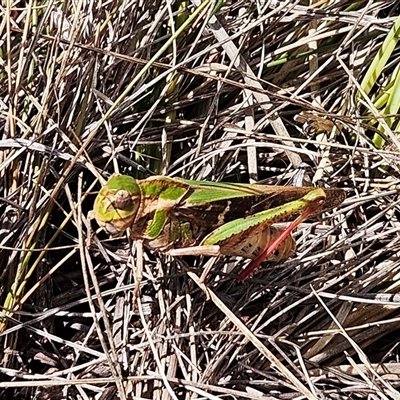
[{"left": 2, "top": 0, "right": 400, "bottom": 399}]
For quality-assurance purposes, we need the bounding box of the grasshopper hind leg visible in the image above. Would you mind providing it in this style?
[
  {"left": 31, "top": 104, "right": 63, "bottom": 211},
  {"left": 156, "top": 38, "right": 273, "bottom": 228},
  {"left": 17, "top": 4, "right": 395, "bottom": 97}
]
[
  {"left": 260, "top": 226, "right": 296, "bottom": 262},
  {"left": 219, "top": 226, "right": 296, "bottom": 261},
  {"left": 237, "top": 226, "right": 298, "bottom": 282}
]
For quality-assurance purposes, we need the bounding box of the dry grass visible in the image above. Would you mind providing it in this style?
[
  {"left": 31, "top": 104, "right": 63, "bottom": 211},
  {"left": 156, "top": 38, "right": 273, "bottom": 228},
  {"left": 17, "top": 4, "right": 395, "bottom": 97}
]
[{"left": 2, "top": 0, "right": 400, "bottom": 399}]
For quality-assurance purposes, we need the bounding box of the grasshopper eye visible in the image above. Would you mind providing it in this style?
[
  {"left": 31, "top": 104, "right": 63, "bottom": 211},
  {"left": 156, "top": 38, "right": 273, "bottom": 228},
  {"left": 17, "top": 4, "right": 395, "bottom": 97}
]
[{"left": 113, "top": 189, "right": 133, "bottom": 210}]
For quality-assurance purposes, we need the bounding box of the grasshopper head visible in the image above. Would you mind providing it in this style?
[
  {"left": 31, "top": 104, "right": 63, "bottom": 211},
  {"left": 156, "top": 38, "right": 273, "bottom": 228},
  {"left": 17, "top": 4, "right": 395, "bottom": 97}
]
[{"left": 93, "top": 175, "right": 141, "bottom": 235}]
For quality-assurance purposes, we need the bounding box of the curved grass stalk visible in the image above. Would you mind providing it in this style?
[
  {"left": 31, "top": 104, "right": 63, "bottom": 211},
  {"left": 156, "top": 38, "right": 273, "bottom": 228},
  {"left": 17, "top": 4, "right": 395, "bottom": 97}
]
[{"left": 358, "top": 15, "right": 400, "bottom": 148}]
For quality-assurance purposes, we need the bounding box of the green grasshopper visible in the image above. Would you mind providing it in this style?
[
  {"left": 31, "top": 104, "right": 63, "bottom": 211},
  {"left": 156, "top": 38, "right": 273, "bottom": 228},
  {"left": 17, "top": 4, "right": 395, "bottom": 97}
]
[{"left": 93, "top": 175, "right": 345, "bottom": 281}]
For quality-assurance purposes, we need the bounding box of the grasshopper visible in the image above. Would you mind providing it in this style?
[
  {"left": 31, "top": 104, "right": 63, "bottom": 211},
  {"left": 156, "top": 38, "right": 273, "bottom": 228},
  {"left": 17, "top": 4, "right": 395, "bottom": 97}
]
[{"left": 93, "top": 175, "right": 345, "bottom": 281}]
